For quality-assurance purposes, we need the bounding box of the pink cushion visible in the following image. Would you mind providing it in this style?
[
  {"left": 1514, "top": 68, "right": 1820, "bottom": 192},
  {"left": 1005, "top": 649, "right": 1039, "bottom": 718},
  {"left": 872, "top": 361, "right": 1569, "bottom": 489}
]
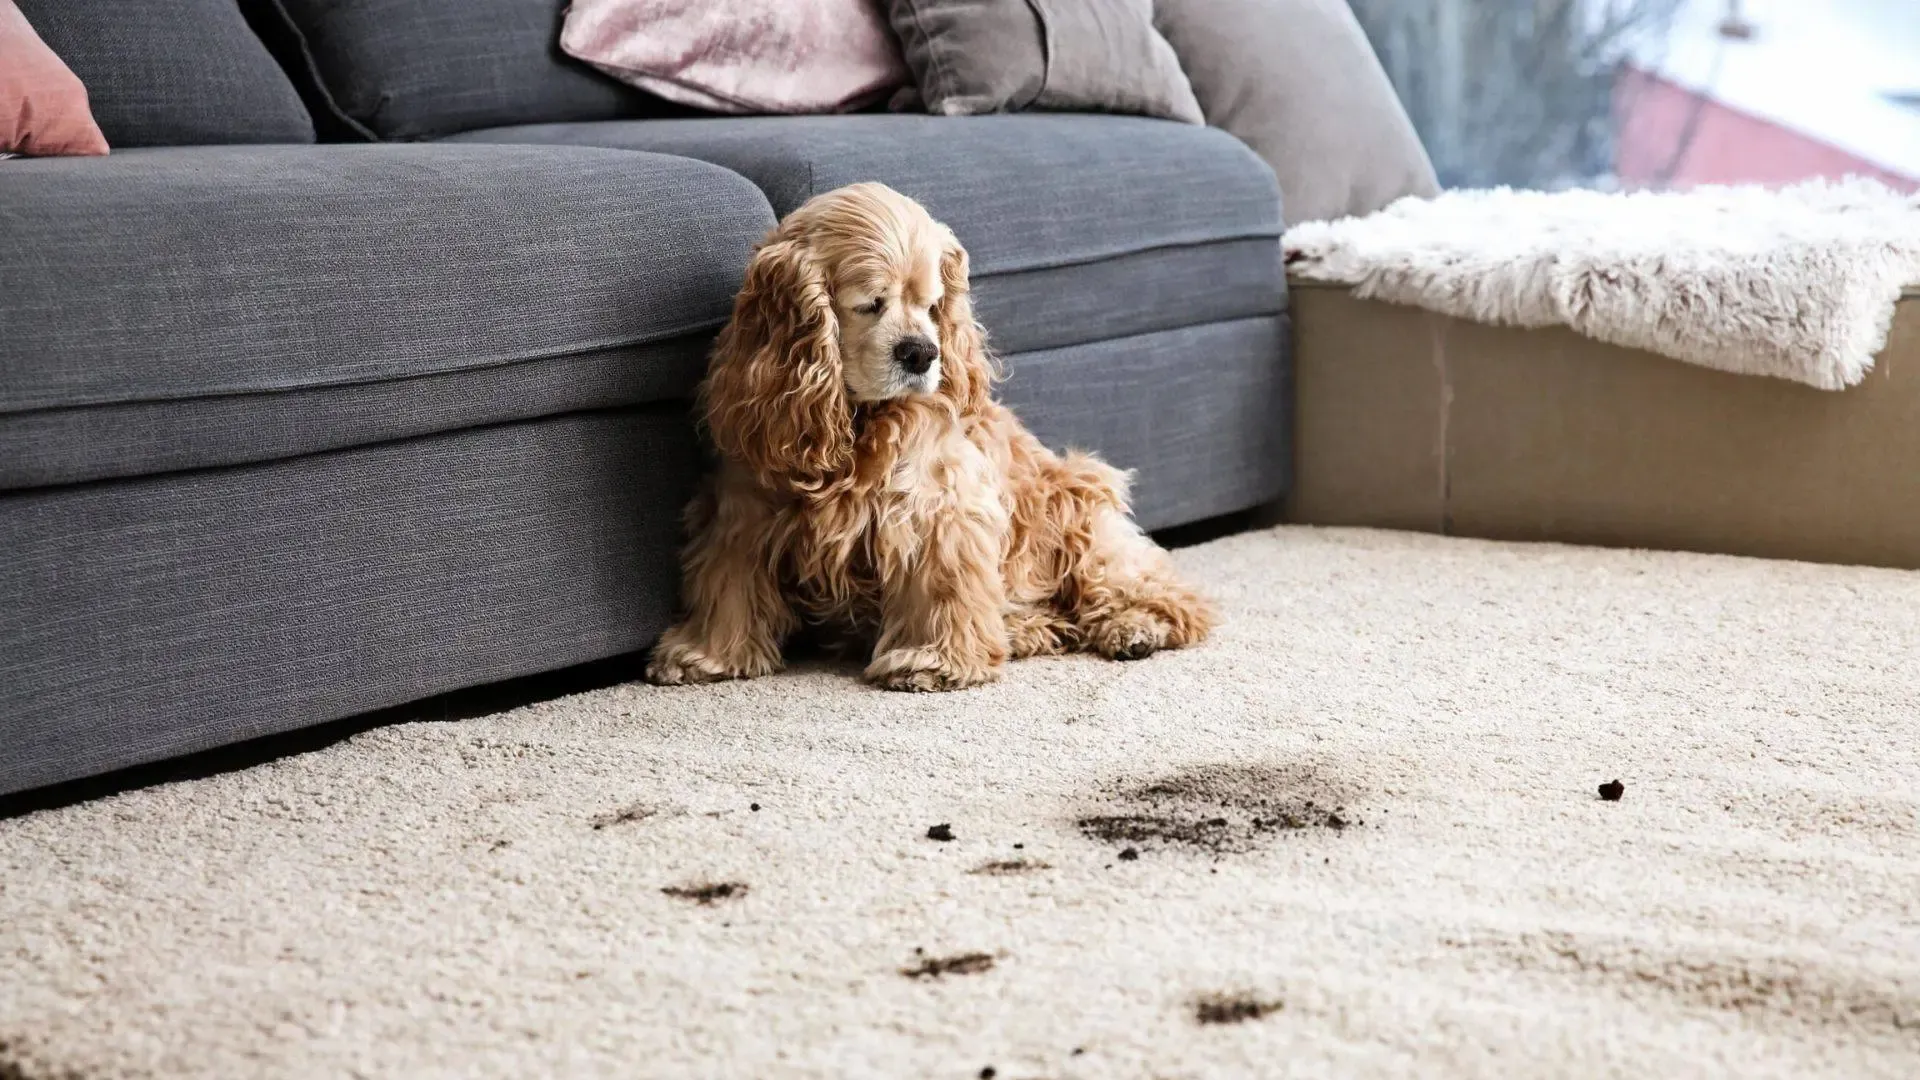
[
  {"left": 0, "top": 0, "right": 108, "bottom": 156},
  {"left": 560, "top": 0, "right": 907, "bottom": 115}
]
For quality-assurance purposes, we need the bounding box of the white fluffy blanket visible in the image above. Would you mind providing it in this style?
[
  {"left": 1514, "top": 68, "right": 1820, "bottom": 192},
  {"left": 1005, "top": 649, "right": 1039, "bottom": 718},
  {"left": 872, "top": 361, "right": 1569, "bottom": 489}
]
[{"left": 1284, "top": 179, "right": 1920, "bottom": 390}]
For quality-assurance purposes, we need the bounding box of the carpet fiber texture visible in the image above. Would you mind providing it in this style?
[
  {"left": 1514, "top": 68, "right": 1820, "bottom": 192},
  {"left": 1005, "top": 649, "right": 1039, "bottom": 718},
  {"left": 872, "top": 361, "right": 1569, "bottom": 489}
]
[
  {"left": 1283, "top": 179, "right": 1920, "bottom": 389},
  {"left": 4, "top": 527, "right": 1919, "bottom": 1078}
]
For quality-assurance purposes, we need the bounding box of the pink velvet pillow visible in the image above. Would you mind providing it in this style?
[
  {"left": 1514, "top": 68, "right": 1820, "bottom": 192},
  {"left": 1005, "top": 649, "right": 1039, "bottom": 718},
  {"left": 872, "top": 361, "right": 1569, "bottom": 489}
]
[
  {"left": 561, "top": 0, "right": 908, "bottom": 115},
  {"left": 0, "top": 0, "right": 108, "bottom": 156}
]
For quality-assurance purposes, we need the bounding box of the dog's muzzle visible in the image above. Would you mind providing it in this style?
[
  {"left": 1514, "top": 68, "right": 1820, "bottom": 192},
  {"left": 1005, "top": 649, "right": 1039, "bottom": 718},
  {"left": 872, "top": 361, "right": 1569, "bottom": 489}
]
[{"left": 892, "top": 336, "right": 939, "bottom": 376}]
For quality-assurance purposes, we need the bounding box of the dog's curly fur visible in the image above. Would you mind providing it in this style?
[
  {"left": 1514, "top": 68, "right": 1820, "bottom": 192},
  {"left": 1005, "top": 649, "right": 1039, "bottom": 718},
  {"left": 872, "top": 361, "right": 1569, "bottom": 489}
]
[{"left": 647, "top": 183, "right": 1213, "bottom": 692}]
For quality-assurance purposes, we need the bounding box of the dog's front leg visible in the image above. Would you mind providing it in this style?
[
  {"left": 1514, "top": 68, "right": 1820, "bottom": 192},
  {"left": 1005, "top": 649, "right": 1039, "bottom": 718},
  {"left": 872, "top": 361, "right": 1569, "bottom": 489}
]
[
  {"left": 646, "top": 474, "right": 795, "bottom": 686},
  {"left": 866, "top": 491, "right": 1010, "bottom": 693}
]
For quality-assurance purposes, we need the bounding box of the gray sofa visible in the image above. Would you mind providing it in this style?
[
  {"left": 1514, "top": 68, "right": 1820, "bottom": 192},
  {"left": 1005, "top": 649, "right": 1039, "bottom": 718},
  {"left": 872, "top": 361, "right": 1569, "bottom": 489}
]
[{"left": 0, "top": 0, "right": 1290, "bottom": 796}]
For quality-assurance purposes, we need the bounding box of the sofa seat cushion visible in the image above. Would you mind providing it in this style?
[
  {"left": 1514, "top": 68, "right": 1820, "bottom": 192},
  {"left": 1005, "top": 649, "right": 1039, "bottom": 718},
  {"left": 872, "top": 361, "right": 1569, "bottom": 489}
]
[
  {"left": 0, "top": 144, "right": 774, "bottom": 489},
  {"left": 445, "top": 114, "right": 1287, "bottom": 355}
]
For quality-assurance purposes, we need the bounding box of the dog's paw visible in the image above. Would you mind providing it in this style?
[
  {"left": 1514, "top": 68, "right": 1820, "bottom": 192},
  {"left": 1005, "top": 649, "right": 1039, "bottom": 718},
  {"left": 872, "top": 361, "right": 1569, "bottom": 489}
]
[
  {"left": 1006, "top": 609, "right": 1077, "bottom": 659},
  {"left": 1090, "top": 609, "right": 1173, "bottom": 662},
  {"left": 865, "top": 647, "right": 999, "bottom": 693},
  {"left": 645, "top": 641, "right": 777, "bottom": 686}
]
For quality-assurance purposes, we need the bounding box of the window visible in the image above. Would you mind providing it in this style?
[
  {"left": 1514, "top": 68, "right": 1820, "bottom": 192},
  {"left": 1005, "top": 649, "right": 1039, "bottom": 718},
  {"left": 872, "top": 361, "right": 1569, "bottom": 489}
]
[{"left": 1350, "top": 0, "right": 1920, "bottom": 192}]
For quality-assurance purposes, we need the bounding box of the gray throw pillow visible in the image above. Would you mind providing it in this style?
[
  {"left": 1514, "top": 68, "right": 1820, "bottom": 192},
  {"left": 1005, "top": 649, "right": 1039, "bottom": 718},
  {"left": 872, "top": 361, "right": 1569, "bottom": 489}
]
[
  {"left": 888, "top": 0, "right": 1203, "bottom": 124},
  {"left": 15, "top": 0, "right": 314, "bottom": 147},
  {"left": 249, "top": 0, "right": 682, "bottom": 141},
  {"left": 1154, "top": 0, "right": 1438, "bottom": 223}
]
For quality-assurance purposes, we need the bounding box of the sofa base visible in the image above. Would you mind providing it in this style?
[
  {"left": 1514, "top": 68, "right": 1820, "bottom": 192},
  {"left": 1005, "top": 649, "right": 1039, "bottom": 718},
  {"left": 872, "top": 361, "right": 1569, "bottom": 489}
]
[
  {"left": 2, "top": 310, "right": 1290, "bottom": 796},
  {"left": 0, "top": 409, "right": 698, "bottom": 796},
  {"left": 1288, "top": 284, "right": 1920, "bottom": 569}
]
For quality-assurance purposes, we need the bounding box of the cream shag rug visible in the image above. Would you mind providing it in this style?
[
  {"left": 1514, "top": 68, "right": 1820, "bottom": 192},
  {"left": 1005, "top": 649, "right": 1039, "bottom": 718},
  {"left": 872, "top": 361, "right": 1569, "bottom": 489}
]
[
  {"left": 1283, "top": 179, "right": 1920, "bottom": 390},
  {"left": 5, "top": 527, "right": 1920, "bottom": 1079}
]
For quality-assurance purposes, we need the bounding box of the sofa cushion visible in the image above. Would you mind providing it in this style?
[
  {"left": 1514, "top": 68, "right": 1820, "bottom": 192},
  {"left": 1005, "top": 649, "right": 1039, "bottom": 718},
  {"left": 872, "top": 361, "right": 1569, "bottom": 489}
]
[
  {"left": 1154, "top": 0, "right": 1438, "bottom": 223},
  {"left": 446, "top": 114, "right": 1287, "bottom": 355},
  {"left": 249, "top": 0, "right": 684, "bottom": 140},
  {"left": 14, "top": 0, "right": 313, "bottom": 147},
  {"left": 1, "top": 408, "right": 700, "bottom": 795},
  {"left": 560, "top": 0, "right": 908, "bottom": 115},
  {"left": 886, "top": 0, "right": 1203, "bottom": 124},
  {"left": 0, "top": 144, "right": 774, "bottom": 488},
  {"left": 997, "top": 316, "right": 1290, "bottom": 530}
]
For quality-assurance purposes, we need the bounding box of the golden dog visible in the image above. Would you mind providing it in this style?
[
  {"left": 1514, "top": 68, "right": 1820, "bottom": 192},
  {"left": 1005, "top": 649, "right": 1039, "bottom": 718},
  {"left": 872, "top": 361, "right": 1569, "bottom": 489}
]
[{"left": 647, "top": 183, "right": 1213, "bottom": 691}]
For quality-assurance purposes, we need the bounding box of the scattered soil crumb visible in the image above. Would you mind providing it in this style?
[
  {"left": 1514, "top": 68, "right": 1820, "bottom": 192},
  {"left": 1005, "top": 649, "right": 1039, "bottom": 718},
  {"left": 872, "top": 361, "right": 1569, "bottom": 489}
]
[
  {"left": 750, "top": 802, "right": 761, "bottom": 812},
  {"left": 660, "top": 881, "right": 748, "bottom": 905},
  {"left": 1598, "top": 780, "right": 1625, "bottom": 802},
  {"left": 590, "top": 803, "right": 657, "bottom": 830},
  {"left": 488, "top": 839, "right": 511, "bottom": 852},
  {"left": 1194, "top": 992, "right": 1283, "bottom": 1025},
  {"left": 901, "top": 951, "right": 996, "bottom": 979},
  {"left": 1118, "top": 847, "right": 1140, "bottom": 861},
  {"left": 979, "top": 1068, "right": 996, "bottom": 1079},
  {"left": 971, "top": 859, "right": 1052, "bottom": 876},
  {"left": 927, "top": 823, "right": 956, "bottom": 842}
]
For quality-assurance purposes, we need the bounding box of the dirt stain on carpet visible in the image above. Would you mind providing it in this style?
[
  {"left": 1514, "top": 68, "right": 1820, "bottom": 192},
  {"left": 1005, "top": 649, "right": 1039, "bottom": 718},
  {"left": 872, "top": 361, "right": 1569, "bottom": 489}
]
[
  {"left": 590, "top": 802, "right": 659, "bottom": 830},
  {"left": 1194, "top": 991, "right": 1284, "bottom": 1025},
  {"left": 1450, "top": 931, "right": 1920, "bottom": 1040},
  {"left": 0, "top": 1038, "right": 81, "bottom": 1080},
  {"left": 969, "top": 859, "right": 1052, "bottom": 876},
  {"left": 1077, "top": 763, "right": 1369, "bottom": 855},
  {"left": 901, "top": 952, "right": 996, "bottom": 979},
  {"left": 660, "top": 882, "right": 748, "bottom": 906}
]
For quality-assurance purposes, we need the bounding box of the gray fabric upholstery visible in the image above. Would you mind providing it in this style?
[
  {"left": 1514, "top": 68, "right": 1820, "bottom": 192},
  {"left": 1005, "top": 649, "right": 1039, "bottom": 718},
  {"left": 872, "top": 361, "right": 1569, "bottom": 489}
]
[
  {"left": 14, "top": 0, "right": 313, "bottom": 147},
  {"left": 0, "top": 145, "right": 773, "bottom": 481},
  {"left": 970, "top": 237, "right": 1282, "bottom": 357},
  {"left": 250, "top": 0, "right": 682, "bottom": 140},
  {"left": 886, "top": 0, "right": 1203, "bottom": 123},
  {"left": 4, "top": 239, "right": 1289, "bottom": 489},
  {"left": 0, "top": 111, "right": 1291, "bottom": 796},
  {"left": 0, "top": 409, "right": 697, "bottom": 797},
  {"left": 1154, "top": 0, "right": 1438, "bottom": 223},
  {"left": 446, "top": 115, "right": 1285, "bottom": 354},
  {"left": 0, "top": 311, "right": 1290, "bottom": 791},
  {"left": 0, "top": 314, "right": 1287, "bottom": 794},
  {"left": 999, "top": 316, "right": 1290, "bottom": 530},
  {"left": 444, "top": 115, "right": 1284, "bottom": 266},
  {"left": 0, "top": 337, "right": 709, "bottom": 490}
]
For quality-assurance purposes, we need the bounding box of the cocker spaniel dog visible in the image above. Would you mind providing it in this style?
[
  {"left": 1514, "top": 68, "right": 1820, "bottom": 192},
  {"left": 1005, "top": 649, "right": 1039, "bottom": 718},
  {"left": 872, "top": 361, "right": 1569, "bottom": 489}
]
[{"left": 646, "top": 182, "right": 1213, "bottom": 692}]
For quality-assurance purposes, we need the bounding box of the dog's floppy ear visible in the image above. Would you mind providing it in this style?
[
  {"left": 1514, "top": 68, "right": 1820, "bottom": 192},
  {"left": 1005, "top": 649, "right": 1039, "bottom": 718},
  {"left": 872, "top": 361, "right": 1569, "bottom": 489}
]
[
  {"left": 701, "top": 237, "right": 853, "bottom": 491},
  {"left": 934, "top": 233, "right": 999, "bottom": 416}
]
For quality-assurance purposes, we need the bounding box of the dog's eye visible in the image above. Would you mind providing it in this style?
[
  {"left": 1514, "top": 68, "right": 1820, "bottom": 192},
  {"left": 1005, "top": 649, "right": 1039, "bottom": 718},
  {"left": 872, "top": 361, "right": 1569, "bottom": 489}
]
[{"left": 858, "top": 298, "right": 886, "bottom": 315}]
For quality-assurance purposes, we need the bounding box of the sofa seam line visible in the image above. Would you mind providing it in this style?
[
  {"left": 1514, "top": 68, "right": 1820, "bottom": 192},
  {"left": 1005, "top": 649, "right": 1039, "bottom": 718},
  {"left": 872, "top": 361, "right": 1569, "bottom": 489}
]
[
  {"left": 998, "top": 312, "right": 1284, "bottom": 359},
  {"left": 0, "top": 320, "right": 732, "bottom": 420},
  {"left": 973, "top": 233, "right": 1285, "bottom": 279}
]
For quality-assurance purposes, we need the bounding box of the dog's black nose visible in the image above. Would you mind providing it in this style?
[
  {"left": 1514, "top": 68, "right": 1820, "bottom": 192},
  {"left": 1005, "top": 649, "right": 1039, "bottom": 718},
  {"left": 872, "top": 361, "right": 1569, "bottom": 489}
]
[{"left": 893, "top": 336, "right": 938, "bottom": 375}]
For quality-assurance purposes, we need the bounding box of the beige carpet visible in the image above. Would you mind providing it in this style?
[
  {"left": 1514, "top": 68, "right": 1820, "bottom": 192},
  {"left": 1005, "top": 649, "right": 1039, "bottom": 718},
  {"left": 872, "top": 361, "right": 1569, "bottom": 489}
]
[{"left": 4, "top": 527, "right": 1920, "bottom": 1079}]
